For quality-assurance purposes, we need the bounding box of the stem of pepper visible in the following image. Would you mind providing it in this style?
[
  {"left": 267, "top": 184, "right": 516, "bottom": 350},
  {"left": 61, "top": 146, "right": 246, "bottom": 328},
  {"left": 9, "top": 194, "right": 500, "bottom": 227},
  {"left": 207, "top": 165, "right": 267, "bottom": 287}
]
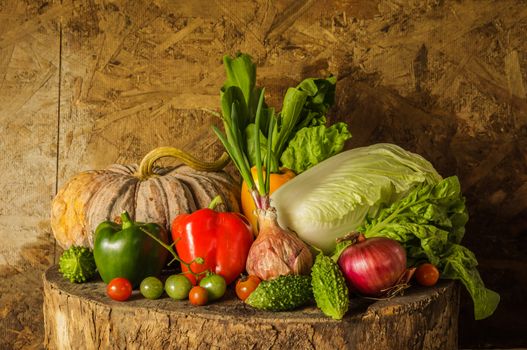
[
  {"left": 208, "top": 195, "right": 223, "bottom": 210},
  {"left": 120, "top": 211, "right": 134, "bottom": 230},
  {"left": 139, "top": 227, "right": 206, "bottom": 278}
]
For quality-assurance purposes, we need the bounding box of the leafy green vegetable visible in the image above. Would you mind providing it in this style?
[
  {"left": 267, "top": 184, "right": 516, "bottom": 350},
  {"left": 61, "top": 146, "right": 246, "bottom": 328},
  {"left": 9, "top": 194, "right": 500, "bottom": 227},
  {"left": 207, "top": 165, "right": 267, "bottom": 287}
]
[
  {"left": 271, "top": 143, "right": 442, "bottom": 253},
  {"left": 280, "top": 122, "right": 351, "bottom": 173},
  {"left": 218, "top": 53, "right": 347, "bottom": 174},
  {"left": 359, "top": 176, "right": 499, "bottom": 320},
  {"left": 59, "top": 246, "right": 97, "bottom": 283},
  {"left": 221, "top": 53, "right": 260, "bottom": 128}
]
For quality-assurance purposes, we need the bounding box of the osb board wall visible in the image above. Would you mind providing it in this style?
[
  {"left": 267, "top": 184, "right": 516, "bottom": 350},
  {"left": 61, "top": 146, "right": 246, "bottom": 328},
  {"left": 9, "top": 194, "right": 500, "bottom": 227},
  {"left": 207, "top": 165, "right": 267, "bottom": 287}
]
[{"left": 0, "top": 0, "right": 525, "bottom": 348}]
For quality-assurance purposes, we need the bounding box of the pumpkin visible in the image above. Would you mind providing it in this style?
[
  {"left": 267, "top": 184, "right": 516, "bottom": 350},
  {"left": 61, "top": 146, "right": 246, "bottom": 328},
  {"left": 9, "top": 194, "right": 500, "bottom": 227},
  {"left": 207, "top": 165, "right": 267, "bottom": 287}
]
[{"left": 51, "top": 147, "right": 239, "bottom": 249}]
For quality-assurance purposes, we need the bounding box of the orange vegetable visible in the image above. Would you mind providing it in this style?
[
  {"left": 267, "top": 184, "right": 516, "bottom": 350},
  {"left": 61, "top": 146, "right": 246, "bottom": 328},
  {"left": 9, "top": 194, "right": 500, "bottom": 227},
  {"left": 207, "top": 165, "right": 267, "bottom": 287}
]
[
  {"left": 415, "top": 263, "right": 440, "bottom": 287},
  {"left": 241, "top": 167, "right": 296, "bottom": 234}
]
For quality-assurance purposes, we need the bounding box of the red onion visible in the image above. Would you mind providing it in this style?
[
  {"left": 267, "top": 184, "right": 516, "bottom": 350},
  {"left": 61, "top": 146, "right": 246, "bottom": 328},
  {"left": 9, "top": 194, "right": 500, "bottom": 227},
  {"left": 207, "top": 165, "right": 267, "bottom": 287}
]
[{"left": 337, "top": 234, "right": 406, "bottom": 296}]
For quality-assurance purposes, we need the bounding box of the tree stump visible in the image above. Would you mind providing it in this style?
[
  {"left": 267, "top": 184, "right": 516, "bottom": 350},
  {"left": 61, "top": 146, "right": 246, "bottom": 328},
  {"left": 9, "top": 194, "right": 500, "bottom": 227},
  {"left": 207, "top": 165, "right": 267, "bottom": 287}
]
[{"left": 43, "top": 265, "right": 459, "bottom": 349}]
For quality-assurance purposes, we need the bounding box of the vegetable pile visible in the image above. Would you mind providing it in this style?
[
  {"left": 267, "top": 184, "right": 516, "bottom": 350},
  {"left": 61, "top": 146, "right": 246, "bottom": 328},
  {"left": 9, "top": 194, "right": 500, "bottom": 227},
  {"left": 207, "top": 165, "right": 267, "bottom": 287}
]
[{"left": 51, "top": 52, "right": 499, "bottom": 322}]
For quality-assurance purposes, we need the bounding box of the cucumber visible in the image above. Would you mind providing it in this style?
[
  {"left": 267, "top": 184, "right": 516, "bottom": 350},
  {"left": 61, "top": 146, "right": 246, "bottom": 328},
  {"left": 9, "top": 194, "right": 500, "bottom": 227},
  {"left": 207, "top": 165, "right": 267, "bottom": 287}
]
[
  {"left": 245, "top": 274, "right": 312, "bottom": 311},
  {"left": 311, "top": 253, "right": 349, "bottom": 319}
]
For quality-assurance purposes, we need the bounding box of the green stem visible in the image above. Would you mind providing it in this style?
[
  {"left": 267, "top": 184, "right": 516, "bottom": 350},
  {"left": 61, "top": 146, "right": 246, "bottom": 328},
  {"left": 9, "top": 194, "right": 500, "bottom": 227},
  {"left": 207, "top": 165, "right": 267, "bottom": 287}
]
[
  {"left": 254, "top": 88, "right": 266, "bottom": 196},
  {"left": 120, "top": 211, "right": 133, "bottom": 230},
  {"left": 265, "top": 113, "right": 276, "bottom": 193},
  {"left": 208, "top": 195, "right": 223, "bottom": 210},
  {"left": 212, "top": 125, "right": 255, "bottom": 189},
  {"left": 139, "top": 227, "right": 204, "bottom": 277}
]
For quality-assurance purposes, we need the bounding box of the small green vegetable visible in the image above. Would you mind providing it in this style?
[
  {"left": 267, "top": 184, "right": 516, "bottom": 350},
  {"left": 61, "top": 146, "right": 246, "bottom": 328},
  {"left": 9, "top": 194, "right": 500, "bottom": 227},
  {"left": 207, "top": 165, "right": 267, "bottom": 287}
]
[
  {"left": 165, "top": 274, "right": 193, "bottom": 300},
  {"left": 245, "top": 275, "right": 312, "bottom": 311},
  {"left": 140, "top": 277, "right": 164, "bottom": 300},
  {"left": 93, "top": 211, "right": 169, "bottom": 288},
  {"left": 311, "top": 253, "right": 349, "bottom": 320},
  {"left": 199, "top": 273, "right": 227, "bottom": 301},
  {"left": 58, "top": 246, "right": 97, "bottom": 283}
]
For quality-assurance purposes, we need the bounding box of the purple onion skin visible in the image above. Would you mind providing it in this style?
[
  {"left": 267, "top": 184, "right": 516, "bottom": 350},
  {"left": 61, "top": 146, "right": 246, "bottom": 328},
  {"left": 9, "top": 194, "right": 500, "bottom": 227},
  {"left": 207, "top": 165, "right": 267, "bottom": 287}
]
[{"left": 337, "top": 237, "right": 406, "bottom": 296}]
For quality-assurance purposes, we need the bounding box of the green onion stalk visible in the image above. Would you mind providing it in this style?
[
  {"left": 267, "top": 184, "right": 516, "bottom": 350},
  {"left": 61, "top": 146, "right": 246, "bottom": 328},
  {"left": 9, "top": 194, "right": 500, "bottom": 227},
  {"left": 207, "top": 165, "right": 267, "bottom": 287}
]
[
  {"left": 213, "top": 88, "right": 313, "bottom": 281},
  {"left": 213, "top": 89, "right": 273, "bottom": 211}
]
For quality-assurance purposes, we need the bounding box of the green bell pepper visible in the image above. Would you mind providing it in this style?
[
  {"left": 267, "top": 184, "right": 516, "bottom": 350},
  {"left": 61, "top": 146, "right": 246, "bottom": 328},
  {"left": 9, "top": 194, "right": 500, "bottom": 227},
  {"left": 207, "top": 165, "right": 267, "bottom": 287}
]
[{"left": 93, "top": 211, "right": 169, "bottom": 288}]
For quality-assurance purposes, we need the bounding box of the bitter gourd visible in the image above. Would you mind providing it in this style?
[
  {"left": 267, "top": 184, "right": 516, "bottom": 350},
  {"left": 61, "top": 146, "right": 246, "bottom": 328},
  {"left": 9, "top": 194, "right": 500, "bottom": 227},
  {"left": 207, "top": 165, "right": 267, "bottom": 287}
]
[
  {"left": 311, "top": 252, "right": 349, "bottom": 319},
  {"left": 245, "top": 274, "right": 312, "bottom": 311}
]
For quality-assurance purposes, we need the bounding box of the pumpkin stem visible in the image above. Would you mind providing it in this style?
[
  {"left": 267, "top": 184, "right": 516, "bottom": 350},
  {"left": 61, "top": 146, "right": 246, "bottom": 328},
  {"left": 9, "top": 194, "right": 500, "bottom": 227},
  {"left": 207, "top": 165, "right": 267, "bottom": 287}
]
[{"left": 136, "top": 146, "right": 230, "bottom": 179}]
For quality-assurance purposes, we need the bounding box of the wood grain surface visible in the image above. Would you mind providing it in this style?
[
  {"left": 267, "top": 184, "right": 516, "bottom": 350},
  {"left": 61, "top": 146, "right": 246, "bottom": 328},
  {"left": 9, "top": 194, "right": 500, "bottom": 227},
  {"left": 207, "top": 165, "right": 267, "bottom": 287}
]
[
  {"left": 0, "top": 0, "right": 525, "bottom": 348},
  {"left": 43, "top": 265, "right": 459, "bottom": 350}
]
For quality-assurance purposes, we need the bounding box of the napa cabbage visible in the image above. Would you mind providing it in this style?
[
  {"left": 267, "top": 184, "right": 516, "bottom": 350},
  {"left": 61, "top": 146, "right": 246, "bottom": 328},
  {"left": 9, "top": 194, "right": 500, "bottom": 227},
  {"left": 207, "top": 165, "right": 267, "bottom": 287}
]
[{"left": 271, "top": 143, "right": 442, "bottom": 253}]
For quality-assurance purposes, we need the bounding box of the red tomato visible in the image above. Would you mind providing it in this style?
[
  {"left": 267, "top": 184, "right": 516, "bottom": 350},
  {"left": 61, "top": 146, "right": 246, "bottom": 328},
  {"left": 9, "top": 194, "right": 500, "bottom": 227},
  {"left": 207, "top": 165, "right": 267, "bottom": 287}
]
[
  {"left": 415, "top": 263, "right": 440, "bottom": 287},
  {"left": 107, "top": 277, "right": 132, "bottom": 301},
  {"left": 189, "top": 286, "right": 208, "bottom": 306},
  {"left": 235, "top": 275, "right": 261, "bottom": 301}
]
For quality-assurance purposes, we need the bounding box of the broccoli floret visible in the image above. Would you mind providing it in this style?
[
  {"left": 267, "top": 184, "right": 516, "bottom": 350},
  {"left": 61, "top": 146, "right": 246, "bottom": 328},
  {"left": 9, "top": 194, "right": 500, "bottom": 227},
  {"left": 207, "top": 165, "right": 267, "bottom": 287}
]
[{"left": 58, "top": 246, "right": 97, "bottom": 283}]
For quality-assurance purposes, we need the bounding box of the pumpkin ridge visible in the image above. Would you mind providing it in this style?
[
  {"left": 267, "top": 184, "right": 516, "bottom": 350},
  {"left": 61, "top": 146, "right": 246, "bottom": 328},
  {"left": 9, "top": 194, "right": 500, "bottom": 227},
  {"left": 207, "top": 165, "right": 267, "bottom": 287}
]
[
  {"left": 132, "top": 170, "right": 142, "bottom": 221},
  {"left": 172, "top": 170, "right": 216, "bottom": 210},
  {"left": 152, "top": 176, "right": 171, "bottom": 233},
  {"left": 109, "top": 176, "right": 139, "bottom": 221},
  {"left": 84, "top": 172, "right": 136, "bottom": 245},
  {"left": 158, "top": 173, "right": 194, "bottom": 218},
  {"left": 191, "top": 171, "right": 241, "bottom": 212},
  {"left": 51, "top": 157, "right": 240, "bottom": 249}
]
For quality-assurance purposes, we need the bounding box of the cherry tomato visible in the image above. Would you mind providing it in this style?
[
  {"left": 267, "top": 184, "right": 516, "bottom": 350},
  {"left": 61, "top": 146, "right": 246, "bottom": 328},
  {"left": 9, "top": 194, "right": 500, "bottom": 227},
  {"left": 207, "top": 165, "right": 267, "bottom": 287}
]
[
  {"left": 165, "top": 274, "right": 193, "bottom": 300},
  {"left": 415, "top": 263, "right": 440, "bottom": 287},
  {"left": 140, "top": 277, "right": 164, "bottom": 300},
  {"left": 107, "top": 277, "right": 132, "bottom": 301},
  {"left": 189, "top": 286, "right": 208, "bottom": 306},
  {"left": 235, "top": 275, "right": 261, "bottom": 301},
  {"left": 199, "top": 274, "right": 226, "bottom": 301}
]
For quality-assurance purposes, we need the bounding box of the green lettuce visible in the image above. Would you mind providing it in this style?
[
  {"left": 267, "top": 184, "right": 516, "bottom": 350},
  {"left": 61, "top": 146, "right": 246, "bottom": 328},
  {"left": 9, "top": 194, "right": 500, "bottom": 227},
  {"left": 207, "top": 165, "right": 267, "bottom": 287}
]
[
  {"left": 360, "top": 176, "right": 499, "bottom": 320},
  {"left": 268, "top": 76, "right": 341, "bottom": 172},
  {"left": 280, "top": 122, "right": 351, "bottom": 173},
  {"left": 219, "top": 53, "right": 349, "bottom": 176}
]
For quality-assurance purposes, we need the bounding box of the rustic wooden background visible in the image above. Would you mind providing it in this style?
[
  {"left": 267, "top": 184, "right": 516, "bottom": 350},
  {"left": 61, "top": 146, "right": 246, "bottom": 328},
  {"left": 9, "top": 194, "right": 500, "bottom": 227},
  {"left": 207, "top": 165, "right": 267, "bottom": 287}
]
[{"left": 0, "top": 0, "right": 525, "bottom": 348}]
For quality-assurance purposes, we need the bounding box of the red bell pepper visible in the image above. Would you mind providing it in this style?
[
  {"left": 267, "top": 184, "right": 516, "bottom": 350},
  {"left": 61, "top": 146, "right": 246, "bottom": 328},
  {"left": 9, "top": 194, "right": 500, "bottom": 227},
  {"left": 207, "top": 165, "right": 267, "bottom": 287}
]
[{"left": 171, "top": 196, "right": 253, "bottom": 285}]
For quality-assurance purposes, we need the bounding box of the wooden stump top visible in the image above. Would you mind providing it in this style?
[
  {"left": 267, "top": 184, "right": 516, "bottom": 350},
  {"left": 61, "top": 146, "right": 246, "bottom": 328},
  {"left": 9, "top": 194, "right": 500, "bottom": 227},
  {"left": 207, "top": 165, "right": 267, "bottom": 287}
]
[{"left": 43, "top": 265, "right": 459, "bottom": 350}]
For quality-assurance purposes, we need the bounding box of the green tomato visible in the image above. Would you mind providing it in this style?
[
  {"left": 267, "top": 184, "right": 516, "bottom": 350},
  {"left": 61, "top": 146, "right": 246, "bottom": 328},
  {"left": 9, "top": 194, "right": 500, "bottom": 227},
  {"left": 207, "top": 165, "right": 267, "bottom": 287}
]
[
  {"left": 165, "top": 274, "right": 192, "bottom": 300},
  {"left": 199, "top": 274, "right": 226, "bottom": 301},
  {"left": 140, "top": 276, "right": 164, "bottom": 300}
]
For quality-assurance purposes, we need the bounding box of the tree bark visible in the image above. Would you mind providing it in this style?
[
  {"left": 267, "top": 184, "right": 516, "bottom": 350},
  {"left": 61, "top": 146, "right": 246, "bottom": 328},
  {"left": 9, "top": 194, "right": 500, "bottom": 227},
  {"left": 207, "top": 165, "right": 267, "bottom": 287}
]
[{"left": 43, "top": 266, "right": 459, "bottom": 349}]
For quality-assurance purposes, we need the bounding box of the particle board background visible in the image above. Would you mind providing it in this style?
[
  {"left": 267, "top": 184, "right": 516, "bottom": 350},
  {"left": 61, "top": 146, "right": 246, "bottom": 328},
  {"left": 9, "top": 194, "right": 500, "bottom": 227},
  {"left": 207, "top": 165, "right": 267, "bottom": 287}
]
[{"left": 0, "top": 0, "right": 526, "bottom": 348}]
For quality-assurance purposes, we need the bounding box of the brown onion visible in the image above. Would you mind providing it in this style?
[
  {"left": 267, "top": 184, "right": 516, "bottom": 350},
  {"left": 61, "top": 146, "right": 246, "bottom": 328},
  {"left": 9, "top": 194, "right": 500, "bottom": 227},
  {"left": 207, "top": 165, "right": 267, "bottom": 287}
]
[{"left": 245, "top": 208, "right": 313, "bottom": 280}]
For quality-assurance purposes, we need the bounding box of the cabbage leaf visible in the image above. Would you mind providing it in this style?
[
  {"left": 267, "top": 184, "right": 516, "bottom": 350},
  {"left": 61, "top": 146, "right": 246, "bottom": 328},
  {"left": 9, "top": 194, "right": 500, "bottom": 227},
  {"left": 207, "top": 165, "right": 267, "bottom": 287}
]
[{"left": 271, "top": 143, "right": 442, "bottom": 253}]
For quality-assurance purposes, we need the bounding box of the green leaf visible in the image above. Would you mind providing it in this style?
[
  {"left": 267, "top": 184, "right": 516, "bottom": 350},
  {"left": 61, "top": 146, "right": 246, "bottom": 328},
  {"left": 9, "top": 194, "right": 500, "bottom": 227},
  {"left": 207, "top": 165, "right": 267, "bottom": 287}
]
[
  {"left": 294, "top": 77, "right": 336, "bottom": 129},
  {"left": 273, "top": 87, "right": 308, "bottom": 156},
  {"left": 440, "top": 245, "right": 500, "bottom": 320},
  {"left": 246, "top": 123, "right": 268, "bottom": 164},
  {"left": 223, "top": 54, "right": 256, "bottom": 111},
  {"left": 280, "top": 122, "right": 351, "bottom": 173},
  {"left": 221, "top": 85, "right": 250, "bottom": 131},
  {"left": 360, "top": 176, "right": 499, "bottom": 320}
]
